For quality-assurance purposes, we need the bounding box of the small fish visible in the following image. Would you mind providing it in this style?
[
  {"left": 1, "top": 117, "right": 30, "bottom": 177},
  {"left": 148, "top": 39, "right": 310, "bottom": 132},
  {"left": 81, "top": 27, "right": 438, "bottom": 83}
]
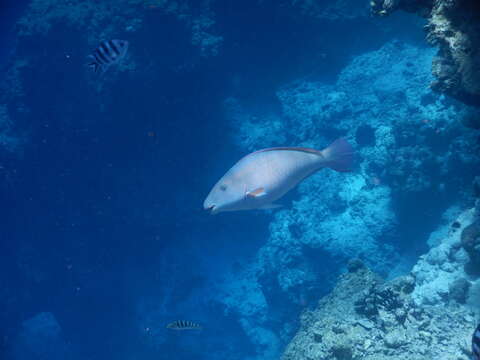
[
  {"left": 87, "top": 39, "right": 129, "bottom": 74},
  {"left": 166, "top": 320, "right": 202, "bottom": 330},
  {"left": 473, "top": 324, "right": 480, "bottom": 360},
  {"left": 204, "top": 138, "right": 354, "bottom": 214}
]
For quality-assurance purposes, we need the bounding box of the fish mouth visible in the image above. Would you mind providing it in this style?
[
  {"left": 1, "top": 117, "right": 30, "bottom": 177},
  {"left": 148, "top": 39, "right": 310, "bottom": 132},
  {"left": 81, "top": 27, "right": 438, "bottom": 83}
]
[{"left": 205, "top": 204, "right": 217, "bottom": 214}]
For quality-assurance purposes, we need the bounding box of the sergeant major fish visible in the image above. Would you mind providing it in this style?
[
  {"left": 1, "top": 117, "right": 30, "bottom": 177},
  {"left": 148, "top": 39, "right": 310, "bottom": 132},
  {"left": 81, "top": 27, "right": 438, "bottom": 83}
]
[
  {"left": 87, "top": 39, "right": 129, "bottom": 74},
  {"left": 204, "top": 138, "right": 354, "bottom": 214},
  {"left": 166, "top": 320, "right": 202, "bottom": 330},
  {"left": 473, "top": 323, "right": 480, "bottom": 360}
]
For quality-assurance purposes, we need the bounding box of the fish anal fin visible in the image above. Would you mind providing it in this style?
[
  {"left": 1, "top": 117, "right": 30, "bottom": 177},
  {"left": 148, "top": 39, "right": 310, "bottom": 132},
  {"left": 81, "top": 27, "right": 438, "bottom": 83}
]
[{"left": 247, "top": 187, "right": 267, "bottom": 198}]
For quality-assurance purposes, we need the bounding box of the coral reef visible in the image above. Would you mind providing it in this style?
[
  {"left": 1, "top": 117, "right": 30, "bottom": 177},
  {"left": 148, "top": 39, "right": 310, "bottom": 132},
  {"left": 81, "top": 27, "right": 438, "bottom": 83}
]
[
  {"left": 282, "top": 210, "right": 480, "bottom": 360},
  {"left": 411, "top": 208, "right": 476, "bottom": 306},
  {"left": 371, "top": 0, "right": 480, "bottom": 106},
  {"left": 283, "top": 267, "right": 475, "bottom": 359},
  {"left": 232, "top": 41, "right": 479, "bottom": 196},
  {"left": 220, "top": 40, "right": 480, "bottom": 359}
]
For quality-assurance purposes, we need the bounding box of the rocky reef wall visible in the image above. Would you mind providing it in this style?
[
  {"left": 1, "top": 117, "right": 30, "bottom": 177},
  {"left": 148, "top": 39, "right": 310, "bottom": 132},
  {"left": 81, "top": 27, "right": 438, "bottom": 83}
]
[{"left": 371, "top": 0, "right": 480, "bottom": 108}]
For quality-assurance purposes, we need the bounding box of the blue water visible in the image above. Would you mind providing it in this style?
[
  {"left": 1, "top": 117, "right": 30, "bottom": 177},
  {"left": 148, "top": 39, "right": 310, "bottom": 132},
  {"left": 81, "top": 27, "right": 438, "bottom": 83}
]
[{"left": 1, "top": 1, "right": 478, "bottom": 360}]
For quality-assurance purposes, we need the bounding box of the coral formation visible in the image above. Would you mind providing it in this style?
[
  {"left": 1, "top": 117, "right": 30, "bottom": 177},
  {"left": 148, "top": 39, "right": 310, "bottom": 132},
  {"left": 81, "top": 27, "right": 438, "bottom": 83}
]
[
  {"left": 371, "top": 0, "right": 480, "bottom": 106},
  {"left": 283, "top": 266, "right": 476, "bottom": 359},
  {"left": 220, "top": 40, "right": 479, "bottom": 359},
  {"left": 282, "top": 210, "right": 479, "bottom": 360}
]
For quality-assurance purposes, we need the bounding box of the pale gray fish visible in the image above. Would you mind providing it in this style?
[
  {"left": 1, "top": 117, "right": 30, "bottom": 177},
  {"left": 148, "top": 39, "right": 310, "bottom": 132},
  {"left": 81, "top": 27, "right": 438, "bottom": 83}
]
[
  {"left": 166, "top": 320, "right": 202, "bottom": 330},
  {"left": 204, "top": 138, "right": 354, "bottom": 214},
  {"left": 87, "top": 39, "right": 128, "bottom": 74},
  {"left": 473, "top": 324, "right": 480, "bottom": 360}
]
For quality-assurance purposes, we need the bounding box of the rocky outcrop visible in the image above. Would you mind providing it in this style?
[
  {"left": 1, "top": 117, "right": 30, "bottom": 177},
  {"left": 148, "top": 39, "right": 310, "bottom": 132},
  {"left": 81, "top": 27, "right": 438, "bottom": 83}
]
[
  {"left": 461, "top": 216, "right": 480, "bottom": 277},
  {"left": 371, "top": 0, "right": 480, "bottom": 107},
  {"left": 282, "top": 208, "right": 480, "bottom": 360}
]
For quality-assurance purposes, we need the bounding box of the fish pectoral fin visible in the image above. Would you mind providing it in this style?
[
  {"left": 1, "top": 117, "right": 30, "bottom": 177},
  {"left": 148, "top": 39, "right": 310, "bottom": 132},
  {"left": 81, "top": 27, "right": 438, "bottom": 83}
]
[
  {"left": 259, "top": 203, "right": 282, "bottom": 210},
  {"left": 246, "top": 187, "right": 267, "bottom": 198}
]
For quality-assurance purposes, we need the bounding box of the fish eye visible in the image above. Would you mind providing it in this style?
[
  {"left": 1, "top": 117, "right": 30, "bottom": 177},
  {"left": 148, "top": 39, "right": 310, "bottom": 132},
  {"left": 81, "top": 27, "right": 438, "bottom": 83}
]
[{"left": 220, "top": 184, "right": 227, "bottom": 191}]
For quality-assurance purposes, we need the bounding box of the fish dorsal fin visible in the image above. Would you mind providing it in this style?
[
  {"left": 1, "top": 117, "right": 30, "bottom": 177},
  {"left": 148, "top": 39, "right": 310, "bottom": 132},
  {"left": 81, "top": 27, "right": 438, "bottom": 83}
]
[
  {"left": 253, "top": 147, "right": 323, "bottom": 156},
  {"left": 246, "top": 187, "right": 267, "bottom": 198}
]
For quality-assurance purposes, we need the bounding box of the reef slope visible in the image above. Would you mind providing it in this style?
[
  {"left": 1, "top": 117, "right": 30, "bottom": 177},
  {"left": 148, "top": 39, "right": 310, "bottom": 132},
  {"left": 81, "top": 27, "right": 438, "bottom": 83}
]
[{"left": 282, "top": 208, "right": 479, "bottom": 360}]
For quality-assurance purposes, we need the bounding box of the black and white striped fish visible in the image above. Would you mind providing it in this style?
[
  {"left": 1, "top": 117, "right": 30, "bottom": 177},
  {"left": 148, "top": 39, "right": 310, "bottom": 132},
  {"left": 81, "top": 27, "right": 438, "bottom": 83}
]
[
  {"left": 473, "top": 324, "right": 480, "bottom": 360},
  {"left": 166, "top": 320, "right": 202, "bottom": 330},
  {"left": 87, "top": 39, "right": 129, "bottom": 74}
]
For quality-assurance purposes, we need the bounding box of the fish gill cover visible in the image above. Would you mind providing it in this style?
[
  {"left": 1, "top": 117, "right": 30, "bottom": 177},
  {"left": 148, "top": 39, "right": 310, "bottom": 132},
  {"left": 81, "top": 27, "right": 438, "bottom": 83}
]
[{"left": 0, "top": 1, "right": 479, "bottom": 360}]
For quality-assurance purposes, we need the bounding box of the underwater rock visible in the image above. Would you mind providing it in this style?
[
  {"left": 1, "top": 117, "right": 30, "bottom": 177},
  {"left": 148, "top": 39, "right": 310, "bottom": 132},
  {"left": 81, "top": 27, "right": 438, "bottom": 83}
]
[
  {"left": 449, "top": 277, "right": 471, "bottom": 304},
  {"left": 461, "top": 219, "right": 480, "bottom": 277},
  {"left": 9, "top": 312, "right": 71, "bottom": 360},
  {"left": 281, "top": 256, "right": 476, "bottom": 360},
  {"left": 347, "top": 258, "right": 366, "bottom": 273},
  {"left": 412, "top": 209, "right": 474, "bottom": 306},
  {"left": 371, "top": 0, "right": 480, "bottom": 107}
]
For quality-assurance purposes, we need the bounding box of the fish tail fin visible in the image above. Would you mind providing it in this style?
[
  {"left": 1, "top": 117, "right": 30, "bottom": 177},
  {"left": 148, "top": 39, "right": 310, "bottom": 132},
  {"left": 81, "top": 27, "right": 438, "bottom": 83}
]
[{"left": 321, "top": 138, "right": 354, "bottom": 172}]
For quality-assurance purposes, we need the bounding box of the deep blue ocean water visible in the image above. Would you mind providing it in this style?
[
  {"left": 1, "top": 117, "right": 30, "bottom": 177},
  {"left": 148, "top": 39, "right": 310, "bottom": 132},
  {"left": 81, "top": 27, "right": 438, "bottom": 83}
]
[{"left": 1, "top": 1, "right": 478, "bottom": 360}]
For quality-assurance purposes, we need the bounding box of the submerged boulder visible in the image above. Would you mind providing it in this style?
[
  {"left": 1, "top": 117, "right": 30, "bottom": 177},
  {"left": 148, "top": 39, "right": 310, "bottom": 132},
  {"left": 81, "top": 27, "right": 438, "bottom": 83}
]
[{"left": 461, "top": 219, "right": 480, "bottom": 277}]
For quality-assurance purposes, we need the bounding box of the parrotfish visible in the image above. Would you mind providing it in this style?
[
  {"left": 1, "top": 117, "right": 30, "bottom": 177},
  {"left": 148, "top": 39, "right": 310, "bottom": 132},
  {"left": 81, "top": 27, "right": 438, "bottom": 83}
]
[
  {"left": 166, "top": 320, "right": 202, "bottom": 330},
  {"left": 204, "top": 138, "right": 354, "bottom": 214},
  {"left": 87, "top": 39, "right": 129, "bottom": 74},
  {"left": 473, "top": 324, "right": 480, "bottom": 360}
]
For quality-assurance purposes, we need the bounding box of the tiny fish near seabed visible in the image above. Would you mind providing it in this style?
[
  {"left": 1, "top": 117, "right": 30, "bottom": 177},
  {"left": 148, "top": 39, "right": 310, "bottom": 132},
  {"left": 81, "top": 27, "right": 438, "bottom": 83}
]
[
  {"left": 166, "top": 320, "right": 202, "bottom": 330},
  {"left": 473, "top": 324, "right": 480, "bottom": 360},
  {"left": 87, "top": 39, "right": 129, "bottom": 74},
  {"left": 204, "top": 138, "right": 354, "bottom": 214}
]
